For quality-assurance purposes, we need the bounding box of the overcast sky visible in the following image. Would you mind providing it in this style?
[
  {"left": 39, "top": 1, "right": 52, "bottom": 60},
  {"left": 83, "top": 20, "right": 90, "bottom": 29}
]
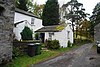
[{"left": 33, "top": 0, "right": 100, "bottom": 15}]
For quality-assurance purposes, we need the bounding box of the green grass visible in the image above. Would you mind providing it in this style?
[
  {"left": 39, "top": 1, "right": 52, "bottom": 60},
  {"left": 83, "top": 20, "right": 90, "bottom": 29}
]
[
  {"left": 5, "top": 51, "right": 59, "bottom": 67},
  {"left": 56, "top": 45, "right": 80, "bottom": 53},
  {"left": 5, "top": 45, "right": 82, "bottom": 67},
  {"left": 74, "top": 35, "right": 87, "bottom": 39}
]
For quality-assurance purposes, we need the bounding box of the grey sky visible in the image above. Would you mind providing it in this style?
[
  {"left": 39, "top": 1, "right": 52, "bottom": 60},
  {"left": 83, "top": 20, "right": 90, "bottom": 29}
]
[{"left": 33, "top": 0, "right": 100, "bottom": 15}]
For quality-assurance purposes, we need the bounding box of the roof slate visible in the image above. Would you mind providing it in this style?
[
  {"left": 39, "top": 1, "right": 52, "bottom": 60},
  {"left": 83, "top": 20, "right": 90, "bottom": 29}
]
[
  {"left": 15, "top": 8, "right": 41, "bottom": 19},
  {"left": 35, "top": 25, "right": 60, "bottom": 32},
  {"left": 35, "top": 23, "right": 67, "bottom": 32}
]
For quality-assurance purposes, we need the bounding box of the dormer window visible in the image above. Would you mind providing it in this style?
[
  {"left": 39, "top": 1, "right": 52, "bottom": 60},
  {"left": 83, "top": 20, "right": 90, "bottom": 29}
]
[{"left": 0, "top": 6, "right": 5, "bottom": 16}]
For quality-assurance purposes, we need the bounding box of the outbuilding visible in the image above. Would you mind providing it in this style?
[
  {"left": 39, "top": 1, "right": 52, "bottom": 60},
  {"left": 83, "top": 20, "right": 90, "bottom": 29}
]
[{"left": 35, "top": 22, "right": 73, "bottom": 47}]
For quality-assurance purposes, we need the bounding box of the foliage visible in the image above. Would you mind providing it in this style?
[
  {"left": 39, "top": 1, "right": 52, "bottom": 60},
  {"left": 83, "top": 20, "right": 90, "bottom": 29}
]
[
  {"left": 77, "top": 19, "right": 91, "bottom": 38},
  {"left": 67, "top": 40, "right": 72, "bottom": 47},
  {"left": 90, "top": 2, "right": 100, "bottom": 26},
  {"left": 16, "top": 0, "right": 33, "bottom": 11},
  {"left": 30, "top": 3, "right": 44, "bottom": 18},
  {"left": 16, "top": 0, "right": 28, "bottom": 11},
  {"left": 59, "top": 7, "right": 66, "bottom": 23},
  {"left": 12, "top": 46, "right": 24, "bottom": 58},
  {"left": 35, "top": 33, "right": 39, "bottom": 40},
  {"left": 42, "top": 0, "right": 60, "bottom": 26},
  {"left": 47, "top": 40, "right": 60, "bottom": 50},
  {"left": 27, "top": 0, "right": 34, "bottom": 12},
  {"left": 5, "top": 44, "right": 82, "bottom": 67},
  {"left": 62, "top": 0, "right": 89, "bottom": 39},
  {"left": 5, "top": 51, "right": 60, "bottom": 67},
  {"left": 20, "top": 26, "right": 33, "bottom": 40},
  {"left": 62, "top": 0, "right": 88, "bottom": 30},
  {"left": 74, "top": 39, "right": 92, "bottom": 44},
  {"left": 88, "top": 21, "right": 95, "bottom": 37},
  {"left": 90, "top": 2, "right": 100, "bottom": 37}
]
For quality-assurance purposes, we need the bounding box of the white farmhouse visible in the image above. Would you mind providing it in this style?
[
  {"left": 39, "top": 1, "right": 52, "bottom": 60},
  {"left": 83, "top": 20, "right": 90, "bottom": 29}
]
[
  {"left": 35, "top": 21, "right": 73, "bottom": 47},
  {"left": 13, "top": 8, "right": 43, "bottom": 41}
]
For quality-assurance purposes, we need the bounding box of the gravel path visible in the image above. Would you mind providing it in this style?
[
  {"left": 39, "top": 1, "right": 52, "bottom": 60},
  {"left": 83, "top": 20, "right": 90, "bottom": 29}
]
[{"left": 31, "top": 43, "right": 95, "bottom": 67}]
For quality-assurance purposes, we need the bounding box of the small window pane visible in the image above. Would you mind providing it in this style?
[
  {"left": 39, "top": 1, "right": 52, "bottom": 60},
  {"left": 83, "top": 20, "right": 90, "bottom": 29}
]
[
  {"left": 31, "top": 18, "right": 34, "bottom": 24},
  {"left": 67, "top": 31, "right": 70, "bottom": 39}
]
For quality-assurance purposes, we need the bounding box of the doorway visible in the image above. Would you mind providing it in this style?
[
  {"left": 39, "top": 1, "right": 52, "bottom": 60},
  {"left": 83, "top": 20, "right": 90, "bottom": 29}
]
[{"left": 40, "top": 33, "right": 45, "bottom": 43}]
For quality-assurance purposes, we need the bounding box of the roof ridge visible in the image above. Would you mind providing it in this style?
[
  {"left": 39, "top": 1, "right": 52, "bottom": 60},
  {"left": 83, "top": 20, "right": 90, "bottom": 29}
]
[{"left": 15, "top": 8, "right": 41, "bottom": 19}]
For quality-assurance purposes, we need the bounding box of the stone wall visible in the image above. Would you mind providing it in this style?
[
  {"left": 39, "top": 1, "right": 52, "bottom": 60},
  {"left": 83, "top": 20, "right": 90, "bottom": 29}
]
[
  {"left": 0, "top": 0, "right": 14, "bottom": 64},
  {"left": 94, "top": 23, "right": 100, "bottom": 42}
]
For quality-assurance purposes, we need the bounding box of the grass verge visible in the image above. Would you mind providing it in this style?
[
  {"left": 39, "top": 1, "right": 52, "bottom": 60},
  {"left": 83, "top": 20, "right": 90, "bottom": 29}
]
[{"left": 5, "top": 44, "right": 82, "bottom": 67}]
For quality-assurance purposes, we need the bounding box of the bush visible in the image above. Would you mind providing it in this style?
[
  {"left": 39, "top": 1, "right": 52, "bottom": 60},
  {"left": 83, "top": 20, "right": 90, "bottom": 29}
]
[
  {"left": 47, "top": 40, "right": 60, "bottom": 50},
  {"left": 20, "top": 26, "right": 33, "bottom": 40},
  {"left": 67, "top": 40, "right": 72, "bottom": 47},
  {"left": 72, "top": 43, "right": 75, "bottom": 46},
  {"left": 35, "top": 33, "right": 39, "bottom": 40},
  {"left": 12, "top": 46, "right": 25, "bottom": 58},
  {"left": 74, "top": 39, "right": 92, "bottom": 44}
]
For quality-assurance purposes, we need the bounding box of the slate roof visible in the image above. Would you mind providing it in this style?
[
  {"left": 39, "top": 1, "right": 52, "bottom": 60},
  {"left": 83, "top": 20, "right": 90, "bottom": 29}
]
[
  {"left": 35, "top": 23, "right": 68, "bottom": 32},
  {"left": 35, "top": 25, "right": 61, "bottom": 32},
  {"left": 15, "top": 8, "right": 41, "bottom": 19}
]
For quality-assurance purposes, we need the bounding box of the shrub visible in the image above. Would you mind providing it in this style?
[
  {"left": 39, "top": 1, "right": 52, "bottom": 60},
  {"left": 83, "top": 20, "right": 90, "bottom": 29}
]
[
  {"left": 35, "top": 33, "right": 39, "bottom": 40},
  {"left": 74, "top": 39, "right": 92, "bottom": 44},
  {"left": 67, "top": 40, "right": 72, "bottom": 47},
  {"left": 47, "top": 40, "right": 60, "bottom": 50},
  {"left": 12, "top": 46, "right": 25, "bottom": 58},
  {"left": 72, "top": 43, "right": 75, "bottom": 46},
  {"left": 20, "top": 26, "right": 33, "bottom": 40}
]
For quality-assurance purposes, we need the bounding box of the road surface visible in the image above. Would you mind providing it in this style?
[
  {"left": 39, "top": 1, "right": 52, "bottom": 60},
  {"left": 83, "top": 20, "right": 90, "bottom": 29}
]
[{"left": 31, "top": 43, "right": 100, "bottom": 67}]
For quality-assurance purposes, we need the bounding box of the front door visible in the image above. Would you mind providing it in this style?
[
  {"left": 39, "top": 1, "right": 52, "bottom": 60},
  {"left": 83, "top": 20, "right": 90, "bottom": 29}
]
[{"left": 40, "top": 33, "right": 45, "bottom": 43}]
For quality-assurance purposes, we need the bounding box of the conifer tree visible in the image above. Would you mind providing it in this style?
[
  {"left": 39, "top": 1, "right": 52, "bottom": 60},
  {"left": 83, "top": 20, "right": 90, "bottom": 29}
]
[{"left": 42, "top": 0, "right": 60, "bottom": 26}]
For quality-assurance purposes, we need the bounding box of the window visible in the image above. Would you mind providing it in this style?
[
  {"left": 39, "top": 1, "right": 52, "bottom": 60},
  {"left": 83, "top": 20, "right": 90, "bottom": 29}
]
[
  {"left": 48, "top": 33, "right": 54, "bottom": 40},
  {"left": 0, "top": 6, "right": 5, "bottom": 16},
  {"left": 31, "top": 18, "right": 34, "bottom": 24},
  {"left": 67, "top": 31, "right": 70, "bottom": 39}
]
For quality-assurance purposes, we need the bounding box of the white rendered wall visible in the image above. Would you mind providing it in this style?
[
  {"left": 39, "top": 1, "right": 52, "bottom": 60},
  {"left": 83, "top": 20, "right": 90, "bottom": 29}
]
[
  {"left": 13, "top": 22, "right": 32, "bottom": 41},
  {"left": 44, "top": 25, "right": 73, "bottom": 47},
  {"left": 33, "top": 18, "right": 43, "bottom": 31},
  {"left": 52, "top": 30, "right": 68, "bottom": 47},
  {"left": 14, "top": 12, "right": 31, "bottom": 24},
  {"left": 14, "top": 12, "right": 43, "bottom": 40}
]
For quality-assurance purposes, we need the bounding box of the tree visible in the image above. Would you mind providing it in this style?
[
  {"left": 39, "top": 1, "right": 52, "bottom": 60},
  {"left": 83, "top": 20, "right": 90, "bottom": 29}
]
[
  {"left": 79, "top": 19, "right": 91, "bottom": 38},
  {"left": 16, "top": 0, "right": 28, "bottom": 11},
  {"left": 27, "top": 0, "right": 34, "bottom": 12},
  {"left": 90, "top": 2, "right": 100, "bottom": 37},
  {"left": 90, "top": 2, "right": 100, "bottom": 26},
  {"left": 42, "top": 0, "right": 60, "bottom": 26},
  {"left": 30, "top": 3, "right": 44, "bottom": 18},
  {"left": 20, "top": 26, "right": 33, "bottom": 40},
  {"left": 88, "top": 21, "right": 94, "bottom": 38},
  {"left": 62, "top": 0, "right": 89, "bottom": 38},
  {"left": 16, "top": 0, "right": 34, "bottom": 11}
]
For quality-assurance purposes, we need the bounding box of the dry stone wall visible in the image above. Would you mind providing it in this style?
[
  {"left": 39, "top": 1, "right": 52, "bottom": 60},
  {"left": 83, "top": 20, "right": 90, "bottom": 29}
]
[
  {"left": 0, "top": 0, "right": 14, "bottom": 64},
  {"left": 94, "top": 23, "right": 100, "bottom": 42}
]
